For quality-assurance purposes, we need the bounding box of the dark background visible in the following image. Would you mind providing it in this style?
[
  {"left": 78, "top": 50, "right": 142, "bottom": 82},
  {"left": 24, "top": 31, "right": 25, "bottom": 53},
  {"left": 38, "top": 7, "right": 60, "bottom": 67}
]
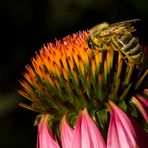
[{"left": 0, "top": 0, "right": 148, "bottom": 147}]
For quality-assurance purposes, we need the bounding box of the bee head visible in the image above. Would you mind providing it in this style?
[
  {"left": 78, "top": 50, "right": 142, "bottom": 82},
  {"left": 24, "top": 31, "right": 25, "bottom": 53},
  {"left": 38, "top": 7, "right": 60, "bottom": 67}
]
[
  {"left": 87, "top": 37, "right": 95, "bottom": 50},
  {"left": 87, "top": 22, "right": 109, "bottom": 48}
]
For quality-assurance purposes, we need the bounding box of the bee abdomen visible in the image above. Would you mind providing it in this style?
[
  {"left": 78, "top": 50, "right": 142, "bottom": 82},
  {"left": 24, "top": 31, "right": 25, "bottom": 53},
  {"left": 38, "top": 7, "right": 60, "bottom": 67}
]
[
  {"left": 117, "top": 34, "right": 136, "bottom": 51},
  {"left": 116, "top": 34, "right": 142, "bottom": 64},
  {"left": 130, "top": 52, "right": 142, "bottom": 61},
  {"left": 127, "top": 44, "right": 141, "bottom": 55},
  {"left": 118, "top": 33, "right": 133, "bottom": 46},
  {"left": 123, "top": 37, "right": 137, "bottom": 52}
]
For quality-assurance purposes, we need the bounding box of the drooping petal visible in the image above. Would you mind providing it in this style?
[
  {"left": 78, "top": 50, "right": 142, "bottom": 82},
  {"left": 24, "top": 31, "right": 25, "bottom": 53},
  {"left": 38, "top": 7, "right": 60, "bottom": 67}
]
[
  {"left": 37, "top": 114, "right": 60, "bottom": 148},
  {"left": 107, "top": 101, "right": 138, "bottom": 148},
  {"left": 60, "top": 115, "right": 74, "bottom": 148},
  {"left": 70, "top": 108, "right": 106, "bottom": 148},
  {"left": 131, "top": 96, "right": 148, "bottom": 123}
]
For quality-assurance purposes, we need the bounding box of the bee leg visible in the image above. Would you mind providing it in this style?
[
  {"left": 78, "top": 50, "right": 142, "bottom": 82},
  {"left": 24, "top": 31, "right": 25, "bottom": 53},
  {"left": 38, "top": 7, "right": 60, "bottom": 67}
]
[
  {"left": 111, "top": 37, "right": 122, "bottom": 51},
  {"left": 123, "top": 56, "right": 129, "bottom": 65},
  {"left": 123, "top": 55, "right": 135, "bottom": 67}
]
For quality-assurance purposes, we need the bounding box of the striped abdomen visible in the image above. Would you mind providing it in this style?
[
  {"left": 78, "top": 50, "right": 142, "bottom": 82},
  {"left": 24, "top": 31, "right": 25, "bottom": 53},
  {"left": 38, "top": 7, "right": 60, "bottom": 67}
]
[{"left": 115, "top": 33, "right": 142, "bottom": 65}]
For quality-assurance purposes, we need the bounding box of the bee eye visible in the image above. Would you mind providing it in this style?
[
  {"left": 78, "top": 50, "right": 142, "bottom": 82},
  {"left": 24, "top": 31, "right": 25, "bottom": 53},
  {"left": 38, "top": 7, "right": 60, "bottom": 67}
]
[{"left": 87, "top": 38, "right": 95, "bottom": 50}]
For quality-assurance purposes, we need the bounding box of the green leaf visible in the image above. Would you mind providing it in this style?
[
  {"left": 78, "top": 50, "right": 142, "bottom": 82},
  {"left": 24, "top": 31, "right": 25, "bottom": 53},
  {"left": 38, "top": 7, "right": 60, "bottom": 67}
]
[
  {"left": 96, "top": 108, "right": 108, "bottom": 129},
  {"left": 118, "top": 101, "right": 127, "bottom": 112},
  {"left": 34, "top": 114, "right": 42, "bottom": 126}
]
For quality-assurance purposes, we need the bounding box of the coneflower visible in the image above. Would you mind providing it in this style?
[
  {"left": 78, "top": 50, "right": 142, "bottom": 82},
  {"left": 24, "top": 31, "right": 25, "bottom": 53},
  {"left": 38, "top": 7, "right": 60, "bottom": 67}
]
[{"left": 18, "top": 29, "right": 148, "bottom": 147}]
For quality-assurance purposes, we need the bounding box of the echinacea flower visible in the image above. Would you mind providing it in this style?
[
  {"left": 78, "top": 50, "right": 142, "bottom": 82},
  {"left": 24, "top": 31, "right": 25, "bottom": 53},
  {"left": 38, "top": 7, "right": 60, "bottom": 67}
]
[{"left": 18, "top": 28, "right": 148, "bottom": 147}]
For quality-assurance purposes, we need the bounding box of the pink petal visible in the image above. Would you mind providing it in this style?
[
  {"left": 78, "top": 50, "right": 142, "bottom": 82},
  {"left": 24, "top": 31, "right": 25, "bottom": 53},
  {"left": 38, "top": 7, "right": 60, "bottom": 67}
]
[
  {"left": 132, "top": 96, "right": 148, "bottom": 123},
  {"left": 136, "top": 94, "right": 148, "bottom": 107},
  {"left": 60, "top": 115, "right": 74, "bottom": 148},
  {"left": 107, "top": 101, "right": 138, "bottom": 148},
  {"left": 70, "top": 108, "right": 106, "bottom": 148},
  {"left": 37, "top": 115, "right": 60, "bottom": 148}
]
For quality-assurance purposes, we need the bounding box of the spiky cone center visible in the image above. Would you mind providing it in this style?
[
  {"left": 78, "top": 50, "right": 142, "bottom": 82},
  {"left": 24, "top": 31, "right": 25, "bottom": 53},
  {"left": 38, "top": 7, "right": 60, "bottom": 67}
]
[{"left": 18, "top": 31, "right": 147, "bottom": 134}]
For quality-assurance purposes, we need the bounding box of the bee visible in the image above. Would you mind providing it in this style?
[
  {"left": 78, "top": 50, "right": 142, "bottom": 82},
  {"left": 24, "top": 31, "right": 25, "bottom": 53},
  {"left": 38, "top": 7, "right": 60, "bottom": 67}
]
[{"left": 87, "top": 19, "right": 142, "bottom": 65}]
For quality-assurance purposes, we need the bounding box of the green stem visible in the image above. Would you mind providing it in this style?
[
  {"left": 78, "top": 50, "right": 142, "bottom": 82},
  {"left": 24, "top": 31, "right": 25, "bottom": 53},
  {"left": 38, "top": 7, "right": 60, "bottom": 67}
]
[{"left": 135, "top": 69, "right": 148, "bottom": 90}]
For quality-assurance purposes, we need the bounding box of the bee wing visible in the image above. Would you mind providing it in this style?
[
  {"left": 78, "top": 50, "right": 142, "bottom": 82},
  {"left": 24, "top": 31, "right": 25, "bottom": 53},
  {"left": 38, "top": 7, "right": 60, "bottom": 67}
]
[
  {"left": 110, "top": 19, "right": 141, "bottom": 27},
  {"left": 110, "top": 19, "right": 141, "bottom": 32}
]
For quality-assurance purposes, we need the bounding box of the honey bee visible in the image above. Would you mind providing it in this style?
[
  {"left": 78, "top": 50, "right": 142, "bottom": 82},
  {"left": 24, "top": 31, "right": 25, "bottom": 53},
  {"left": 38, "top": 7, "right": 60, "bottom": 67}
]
[{"left": 87, "top": 19, "right": 142, "bottom": 65}]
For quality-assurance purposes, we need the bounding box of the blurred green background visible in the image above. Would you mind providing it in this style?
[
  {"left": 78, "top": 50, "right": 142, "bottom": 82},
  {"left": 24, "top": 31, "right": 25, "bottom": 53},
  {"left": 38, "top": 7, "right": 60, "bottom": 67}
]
[{"left": 0, "top": 0, "right": 148, "bottom": 147}]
